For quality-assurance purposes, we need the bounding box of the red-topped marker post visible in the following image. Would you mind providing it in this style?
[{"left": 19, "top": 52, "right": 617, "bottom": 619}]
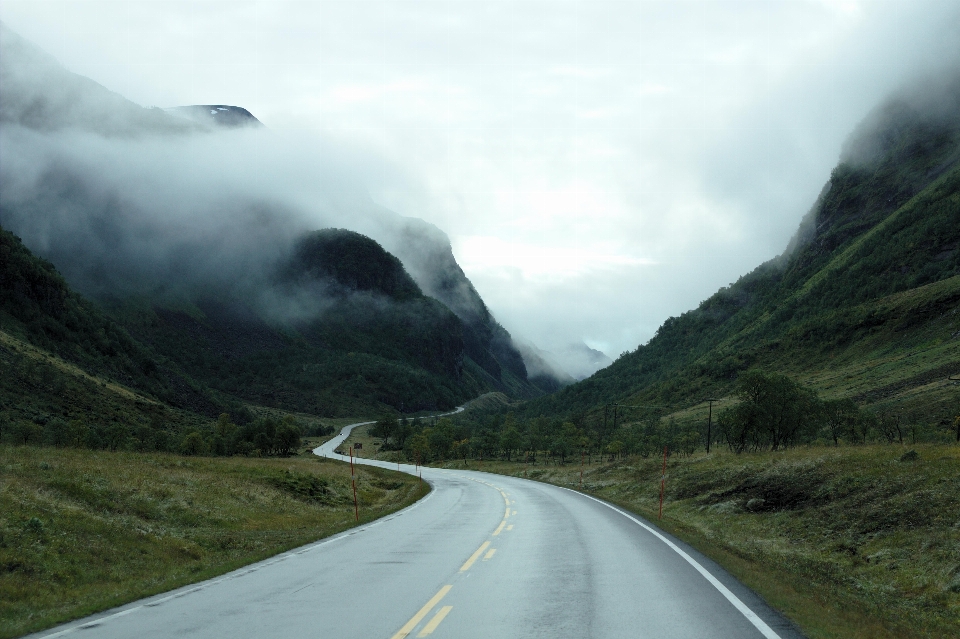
[{"left": 350, "top": 446, "right": 359, "bottom": 521}]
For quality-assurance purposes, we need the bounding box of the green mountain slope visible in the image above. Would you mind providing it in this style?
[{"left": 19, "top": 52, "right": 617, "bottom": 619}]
[
  {"left": 518, "top": 80, "right": 960, "bottom": 431},
  {"left": 104, "top": 229, "right": 488, "bottom": 415},
  {"left": 0, "top": 227, "right": 235, "bottom": 418},
  {"left": 0, "top": 24, "right": 559, "bottom": 416}
]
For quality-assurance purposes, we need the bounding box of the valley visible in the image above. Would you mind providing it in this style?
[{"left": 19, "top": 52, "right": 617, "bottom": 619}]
[{"left": 1, "top": 16, "right": 959, "bottom": 639}]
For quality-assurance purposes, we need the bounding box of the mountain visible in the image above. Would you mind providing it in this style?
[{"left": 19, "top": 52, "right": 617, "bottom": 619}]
[
  {"left": 0, "top": 23, "right": 198, "bottom": 136},
  {"left": 0, "top": 23, "right": 560, "bottom": 416},
  {"left": 102, "top": 228, "right": 480, "bottom": 415},
  {"left": 362, "top": 211, "right": 560, "bottom": 394},
  {"left": 555, "top": 342, "right": 613, "bottom": 380},
  {"left": 166, "top": 105, "right": 263, "bottom": 129},
  {"left": 511, "top": 340, "right": 577, "bottom": 392},
  {"left": 518, "top": 73, "right": 960, "bottom": 430},
  {"left": 0, "top": 226, "right": 241, "bottom": 420}
]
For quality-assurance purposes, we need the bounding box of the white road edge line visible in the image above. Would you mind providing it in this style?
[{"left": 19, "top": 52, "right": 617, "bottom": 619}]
[
  {"left": 35, "top": 415, "right": 450, "bottom": 639},
  {"left": 452, "top": 470, "right": 782, "bottom": 638},
  {"left": 33, "top": 474, "right": 438, "bottom": 639},
  {"left": 569, "top": 489, "right": 783, "bottom": 639}
]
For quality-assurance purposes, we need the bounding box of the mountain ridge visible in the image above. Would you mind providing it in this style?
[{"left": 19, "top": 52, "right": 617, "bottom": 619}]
[
  {"left": 0, "top": 24, "right": 567, "bottom": 417},
  {"left": 514, "top": 75, "right": 960, "bottom": 431}
]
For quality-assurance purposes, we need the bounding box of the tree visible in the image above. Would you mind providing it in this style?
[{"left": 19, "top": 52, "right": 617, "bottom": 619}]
[
  {"left": 822, "top": 398, "right": 860, "bottom": 446},
  {"left": 180, "top": 431, "right": 208, "bottom": 456},
  {"left": 216, "top": 413, "right": 237, "bottom": 438},
  {"left": 275, "top": 422, "right": 302, "bottom": 456},
  {"left": 527, "top": 417, "right": 550, "bottom": 460},
  {"left": 551, "top": 422, "right": 580, "bottom": 464},
  {"left": 718, "top": 370, "right": 821, "bottom": 452},
  {"left": 605, "top": 440, "right": 624, "bottom": 460},
  {"left": 370, "top": 412, "right": 398, "bottom": 446},
  {"left": 406, "top": 432, "right": 430, "bottom": 464},
  {"left": 451, "top": 438, "right": 471, "bottom": 463},
  {"left": 876, "top": 411, "right": 904, "bottom": 444},
  {"left": 105, "top": 424, "right": 130, "bottom": 451},
  {"left": 500, "top": 425, "right": 523, "bottom": 461},
  {"left": 428, "top": 419, "right": 455, "bottom": 461}
]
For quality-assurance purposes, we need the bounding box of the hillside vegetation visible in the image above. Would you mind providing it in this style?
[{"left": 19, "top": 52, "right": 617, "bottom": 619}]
[
  {"left": 108, "top": 228, "right": 485, "bottom": 417},
  {"left": 0, "top": 228, "right": 234, "bottom": 418},
  {"left": 510, "top": 78, "right": 960, "bottom": 448},
  {"left": 1, "top": 25, "right": 565, "bottom": 426}
]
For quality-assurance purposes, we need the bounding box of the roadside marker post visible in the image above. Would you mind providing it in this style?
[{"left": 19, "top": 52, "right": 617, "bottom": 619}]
[
  {"left": 350, "top": 447, "right": 359, "bottom": 521},
  {"left": 658, "top": 446, "right": 667, "bottom": 520}
]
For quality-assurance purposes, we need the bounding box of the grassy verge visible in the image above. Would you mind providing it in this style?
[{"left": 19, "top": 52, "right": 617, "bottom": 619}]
[
  {"left": 446, "top": 445, "right": 960, "bottom": 639},
  {"left": 0, "top": 445, "right": 427, "bottom": 638},
  {"left": 337, "top": 422, "right": 392, "bottom": 460}
]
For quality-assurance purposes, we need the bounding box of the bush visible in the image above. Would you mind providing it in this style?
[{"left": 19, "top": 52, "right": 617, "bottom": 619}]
[{"left": 180, "top": 431, "right": 208, "bottom": 456}]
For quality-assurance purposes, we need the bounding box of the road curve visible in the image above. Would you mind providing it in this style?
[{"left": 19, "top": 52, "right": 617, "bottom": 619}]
[{"left": 29, "top": 416, "right": 805, "bottom": 639}]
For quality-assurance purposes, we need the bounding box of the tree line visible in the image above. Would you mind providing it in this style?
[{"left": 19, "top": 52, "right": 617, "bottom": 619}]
[
  {"left": 0, "top": 411, "right": 334, "bottom": 457},
  {"left": 368, "top": 370, "right": 957, "bottom": 464}
]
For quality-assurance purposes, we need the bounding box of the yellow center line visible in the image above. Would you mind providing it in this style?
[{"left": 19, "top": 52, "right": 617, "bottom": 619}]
[
  {"left": 507, "top": 524, "right": 514, "bottom": 531},
  {"left": 460, "top": 541, "right": 491, "bottom": 572},
  {"left": 492, "top": 520, "right": 506, "bottom": 536},
  {"left": 512, "top": 510, "right": 517, "bottom": 516},
  {"left": 390, "top": 585, "right": 452, "bottom": 639},
  {"left": 504, "top": 506, "right": 510, "bottom": 518},
  {"left": 417, "top": 606, "right": 453, "bottom": 637},
  {"left": 483, "top": 548, "right": 497, "bottom": 560}
]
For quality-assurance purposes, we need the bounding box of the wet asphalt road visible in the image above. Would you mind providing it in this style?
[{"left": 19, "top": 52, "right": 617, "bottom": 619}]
[{"left": 30, "top": 419, "right": 805, "bottom": 639}]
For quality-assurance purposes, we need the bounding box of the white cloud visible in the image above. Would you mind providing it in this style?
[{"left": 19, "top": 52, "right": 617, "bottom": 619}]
[
  {"left": 1, "top": 0, "right": 958, "bottom": 362},
  {"left": 455, "top": 235, "right": 655, "bottom": 282}
]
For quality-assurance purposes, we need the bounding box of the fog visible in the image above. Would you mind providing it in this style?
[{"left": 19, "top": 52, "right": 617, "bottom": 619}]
[
  {"left": 2, "top": 2, "right": 960, "bottom": 379},
  {"left": 1, "top": 27, "right": 458, "bottom": 334}
]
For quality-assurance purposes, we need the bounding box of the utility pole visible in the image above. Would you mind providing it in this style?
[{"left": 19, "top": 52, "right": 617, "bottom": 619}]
[
  {"left": 704, "top": 398, "right": 719, "bottom": 454},
  {"left": 350, "top": 446, "right": 358, "bottom": 521}
]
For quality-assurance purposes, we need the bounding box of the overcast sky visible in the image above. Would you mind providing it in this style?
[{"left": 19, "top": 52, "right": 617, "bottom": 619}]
[{"left": 2, "top": 0, "right": 958, "bottom": 365}]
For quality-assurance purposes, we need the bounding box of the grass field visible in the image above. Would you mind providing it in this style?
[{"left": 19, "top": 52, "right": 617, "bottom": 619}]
[
  {"left": 0, "top": 444, "right": 427, "bottom": 639},
  {"left": 443, "top": 445, "right": 960, "bottom": 639}
]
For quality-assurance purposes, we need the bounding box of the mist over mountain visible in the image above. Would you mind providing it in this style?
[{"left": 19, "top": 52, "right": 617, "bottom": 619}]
[
  {"left": 165, "top": 105, "right": 263, "bottom": 129},
  {"left": 518, "top": 68, "right": 960, "bottom": 426},
  {"left": 0, "top": 23, "right": 565, "bottom": 413},
  {"left": 554, "top": 343, "right": 614, "bottom": 381},
  {"left": 0, "top": 23, "right": 197, "bottom": 137}
]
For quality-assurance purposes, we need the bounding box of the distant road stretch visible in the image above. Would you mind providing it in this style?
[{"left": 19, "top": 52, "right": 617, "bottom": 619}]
[{"left": 31, "top": 412, "right": 804, "bottom": 639}]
